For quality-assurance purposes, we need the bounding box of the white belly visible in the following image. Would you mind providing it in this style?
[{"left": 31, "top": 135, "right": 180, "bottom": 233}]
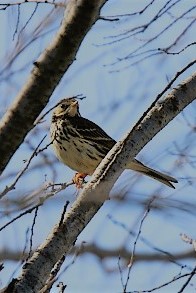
[{"left": 51, "top": 123, "right": 99, "bottom": 174}]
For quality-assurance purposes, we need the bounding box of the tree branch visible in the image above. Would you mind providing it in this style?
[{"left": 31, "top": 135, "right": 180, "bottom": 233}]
[
  {"left": 1, "top": 245, "right": 195, "bottom": 263},
  {"left": 0, "top": 0, "right": 107, "bottom": 176},
  {"left": 7, "top": 72, "right": 196, "bottom": 291}
]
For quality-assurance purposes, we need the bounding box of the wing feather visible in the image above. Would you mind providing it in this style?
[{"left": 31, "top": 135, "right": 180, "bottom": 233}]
[{"left": 69, "top": 116, "right": 116, "bottom": 150}]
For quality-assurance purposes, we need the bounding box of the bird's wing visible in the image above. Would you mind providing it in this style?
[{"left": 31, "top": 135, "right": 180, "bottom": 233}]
[{"left": 70, "top": 116, "right": 116, "bottom": 150}]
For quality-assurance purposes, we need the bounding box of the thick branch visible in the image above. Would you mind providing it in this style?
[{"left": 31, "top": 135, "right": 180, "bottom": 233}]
[
  {"left": 0, "top": 0, "right": 107, "bottom": 176},
  {"left": 9, "top": 73, "right": 196, "bottom": 291},
  {"left": 1, "top": 246, "right": 195, "bottom": 263}
]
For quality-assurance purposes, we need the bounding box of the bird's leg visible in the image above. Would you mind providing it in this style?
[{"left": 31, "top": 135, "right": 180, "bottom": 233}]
[{"left": 72, "top": 173, "right": 87, "bottom": 189}]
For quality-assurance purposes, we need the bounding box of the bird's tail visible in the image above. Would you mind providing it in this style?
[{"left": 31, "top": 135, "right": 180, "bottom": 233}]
[{"left": 127, "top": 159, "right": 178, "bottom": 189}]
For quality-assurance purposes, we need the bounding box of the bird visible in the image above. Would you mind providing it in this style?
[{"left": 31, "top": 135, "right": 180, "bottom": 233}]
[{"left": 50, "top": 97, "right": 178, "bottom": 189}]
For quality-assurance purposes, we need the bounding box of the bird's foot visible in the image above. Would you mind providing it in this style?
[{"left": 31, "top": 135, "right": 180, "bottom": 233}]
[{"left": 72, "top": 173, "right": 87, "bottom": 189}]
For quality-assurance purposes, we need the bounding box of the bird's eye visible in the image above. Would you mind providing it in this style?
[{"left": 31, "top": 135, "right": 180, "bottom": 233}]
[{"left": 61, "top": 104, "right": 68, "bottom": 109}]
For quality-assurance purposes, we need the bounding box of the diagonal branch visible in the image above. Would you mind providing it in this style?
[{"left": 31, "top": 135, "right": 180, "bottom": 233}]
[
  {"left": 8, "top": 72, "right": 196, "bottom": 291},
  {"left": 0, "top": 0, "right": 107, "bottom": 176}
]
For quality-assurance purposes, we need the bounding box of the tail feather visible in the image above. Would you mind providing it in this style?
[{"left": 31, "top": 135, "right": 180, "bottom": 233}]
[{"left": 127, "top": 159, "right": 178, "bottom": 189}]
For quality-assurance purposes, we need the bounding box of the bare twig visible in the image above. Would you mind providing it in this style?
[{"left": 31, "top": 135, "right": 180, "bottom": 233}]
[
  {"left": 133, "top": 59, "right": 196, "bottom": 129},
  {"left": 58, "top": 201, "right": 70, "bottom": 227},
  {"left": 131, "top": 271, "right": 196, "bottom": 292},
  {"left": 13, "top": 4, "right": 20, "bottom": 40},
  {"left": 0, "top": 182, "right": 73, "bottom": 232},
  {"left": 102, "top": 0, "right": 156, "bottom": 18},
  {"left": 0, "top": 0, "right": 66, "bottom": 10},
  {"left": 0, "top": 204, "right": 41, "bottom": 233},
  {"left": 0, "top": 135, "right": 47, "bottom": 199},
  {"left": 178, "top": 265, "right": 196, "bottom": 293},
  {"left": 159, "top": 41, "right": 196, "bottom": 55},
  {"left": 123, "top": 198, "right": 154, "bottom": 292},
  {"left": 26, "top": 206, "right": 39, "bottom": 261}
]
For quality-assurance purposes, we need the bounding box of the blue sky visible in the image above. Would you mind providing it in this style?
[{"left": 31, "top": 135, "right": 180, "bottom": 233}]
[{"left": 0, "top": 1, "right": 196, "bottom": 292}]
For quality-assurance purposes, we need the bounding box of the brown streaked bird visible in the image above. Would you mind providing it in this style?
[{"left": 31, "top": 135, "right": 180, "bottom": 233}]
[{"left": 50, "top": 97, "right": 178, "bottom": 188}]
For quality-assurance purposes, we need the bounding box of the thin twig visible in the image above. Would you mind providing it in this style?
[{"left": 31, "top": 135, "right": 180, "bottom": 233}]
[
  {"left": 131, "top": 271, "right": 196, "bottom": 292},
  {"left": 178, "top": 265, "right": 196, "bottom": 293},
  {"left": 59, "top": 201, "right": 70, "bottom": 227},
  {"left": 0, "top": 182, "right": 73, "bottom": 232},
  {"left": 0, "top": 135, "right": 47, "bottom": 199},
  {"left": 0, "top": 204, "right": 41, "bottom": 232},
  {"left": 123, "top": 198, "right": 154, "bottom": 292},
  {"left": 26, "top": 206, "right": 39, "bottom": 261}
]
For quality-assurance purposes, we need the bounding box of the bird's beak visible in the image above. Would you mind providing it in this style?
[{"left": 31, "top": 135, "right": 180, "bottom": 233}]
[
  {"left": 70, "top": 100, "right": 80, "bottom": 116},
  {"left": 71, "top": 101, "right": 78, "bottom": 107}
]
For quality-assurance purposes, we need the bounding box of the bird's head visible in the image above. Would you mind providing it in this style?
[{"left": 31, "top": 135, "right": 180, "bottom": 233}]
[{"left": 52, "top": 97, "right": 81, "bottom": 118}]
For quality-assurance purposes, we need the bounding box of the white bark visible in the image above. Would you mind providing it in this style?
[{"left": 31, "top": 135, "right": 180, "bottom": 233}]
[
  {"left": 0, "top": 0, "right": 107, "bottom": 177},
  {"left": 9, "top": 73, "right": 196, "bottom": 292}
]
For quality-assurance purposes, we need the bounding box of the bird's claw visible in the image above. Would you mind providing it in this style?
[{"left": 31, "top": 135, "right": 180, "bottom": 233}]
[{"left": 72, "top": 173, "right": 87, "bottom": 189}]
